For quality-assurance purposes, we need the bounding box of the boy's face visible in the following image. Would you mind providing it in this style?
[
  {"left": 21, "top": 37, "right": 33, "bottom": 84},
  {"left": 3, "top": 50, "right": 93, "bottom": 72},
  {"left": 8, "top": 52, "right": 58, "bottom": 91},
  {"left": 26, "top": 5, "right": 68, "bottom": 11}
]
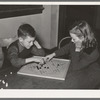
[{"left": 19, "top": 36, "right": 35, "bottom": 49}]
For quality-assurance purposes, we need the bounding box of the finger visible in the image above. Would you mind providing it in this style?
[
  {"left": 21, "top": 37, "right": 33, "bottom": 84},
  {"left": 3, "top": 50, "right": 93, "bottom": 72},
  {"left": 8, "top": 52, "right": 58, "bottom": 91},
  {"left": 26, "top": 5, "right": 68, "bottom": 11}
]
[
  {"left": 44, "top": 57, "right": 48, "bottom": 62},
  {"left": 46, "top": 57, "right": 50, "bottom": 62},
  {"left": 43, "top": 57, "right": 47, "bottom": 62},
  {"left": 40, "top": 58, "right": 45, "bottom": 65}
]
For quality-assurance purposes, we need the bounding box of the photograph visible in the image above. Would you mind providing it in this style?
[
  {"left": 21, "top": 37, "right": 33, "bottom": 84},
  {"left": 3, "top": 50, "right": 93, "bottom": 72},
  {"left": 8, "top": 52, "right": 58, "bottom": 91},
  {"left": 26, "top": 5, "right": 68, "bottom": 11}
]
[{"left": 0, "top": 2, "right": 100, "bottom": 92}]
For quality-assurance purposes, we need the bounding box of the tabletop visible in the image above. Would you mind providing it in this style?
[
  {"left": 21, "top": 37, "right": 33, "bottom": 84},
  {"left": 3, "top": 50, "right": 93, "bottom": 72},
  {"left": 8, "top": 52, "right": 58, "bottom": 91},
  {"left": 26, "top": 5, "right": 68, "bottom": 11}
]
[
  {"left": 0, "top": 63, "right": 100, "bottom": 89},
  {"left": 0, "top": 67, "right": 70, "bottom": 89}
]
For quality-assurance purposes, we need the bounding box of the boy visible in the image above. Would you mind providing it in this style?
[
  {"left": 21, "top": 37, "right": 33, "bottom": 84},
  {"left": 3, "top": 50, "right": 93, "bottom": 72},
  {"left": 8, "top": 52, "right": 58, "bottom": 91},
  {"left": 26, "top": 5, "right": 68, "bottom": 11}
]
[{"left": 7, "top": 24, "right": 45, "bottom": 68}]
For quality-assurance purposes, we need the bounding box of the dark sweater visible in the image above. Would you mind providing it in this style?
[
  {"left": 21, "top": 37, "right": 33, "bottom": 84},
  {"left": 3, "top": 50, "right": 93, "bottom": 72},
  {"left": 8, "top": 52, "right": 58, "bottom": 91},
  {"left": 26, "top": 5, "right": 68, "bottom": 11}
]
[
  {"left": 7, "top": 40, "right": 45, "bottom": 68},
  {"left": 55, "top": 42, "right": 100, "bottom": 71}
]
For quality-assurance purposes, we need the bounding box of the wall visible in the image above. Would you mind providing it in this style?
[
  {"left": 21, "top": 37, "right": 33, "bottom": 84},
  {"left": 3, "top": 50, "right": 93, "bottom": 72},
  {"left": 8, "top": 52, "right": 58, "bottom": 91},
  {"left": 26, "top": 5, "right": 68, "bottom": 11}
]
[
  {"left": 41, "top": 5, "right": 59, "bottom": 49},
  {"left": 0, "top": 5, "right": 59, "bottom": 49}
]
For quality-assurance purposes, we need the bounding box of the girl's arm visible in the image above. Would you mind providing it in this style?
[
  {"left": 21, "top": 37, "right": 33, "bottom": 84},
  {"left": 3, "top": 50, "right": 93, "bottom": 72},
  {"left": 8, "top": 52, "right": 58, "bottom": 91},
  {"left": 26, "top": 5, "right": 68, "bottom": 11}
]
[
  {"left": 44, "top": 42, "right": 71, "bottom": 62},
  {"left": 54, "top": 42, "right": 71, "bottom": 57},
  {"left": 71, "top": 48, "right": 99, "bottom": 71}
]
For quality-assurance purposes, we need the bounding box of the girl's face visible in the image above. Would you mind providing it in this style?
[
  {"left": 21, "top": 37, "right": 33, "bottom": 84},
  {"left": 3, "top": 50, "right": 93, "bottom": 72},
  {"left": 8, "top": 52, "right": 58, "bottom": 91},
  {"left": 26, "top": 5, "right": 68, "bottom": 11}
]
[{"left": 70, "top": 33, "right": 84, "bottom": 47}]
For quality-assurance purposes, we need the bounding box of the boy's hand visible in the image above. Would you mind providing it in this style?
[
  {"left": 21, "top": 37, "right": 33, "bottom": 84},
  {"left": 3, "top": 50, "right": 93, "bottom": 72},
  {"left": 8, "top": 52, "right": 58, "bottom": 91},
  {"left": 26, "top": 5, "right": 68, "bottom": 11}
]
[
  {"left": 39, "top": 58, "right": 45, "bottom": 65},
  {"left": 33, "top": 56, "right": 45, "bottom": 65},
  {"left": 34, "top": 40, "right": 41, "bottom": 49},
  {"left": 34, "top": 57, "right": 44, "bottom": 63},
  {"left": 44, "top": 53, "right": 56, "bottom": 62},
  {"left": 26, "top": 56, "right": 44, "bottom": 64}
]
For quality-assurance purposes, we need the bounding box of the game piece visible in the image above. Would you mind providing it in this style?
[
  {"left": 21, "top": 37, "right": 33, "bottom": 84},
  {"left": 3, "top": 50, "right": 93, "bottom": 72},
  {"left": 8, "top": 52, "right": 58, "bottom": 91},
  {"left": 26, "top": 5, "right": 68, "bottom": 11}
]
[
  {"left": 10, "top": 72, "right": 12, "bottom": 74},
  {"left": 17, "top": 57, "right": 71, "bottom": 80},
  {"left": 5, "top": 83, "right": 8, "bottom": 87},
  {"left": 36, "top": 66, "right": 39, "bottom": 70},
  {"left": 2, "top": 80, "right": 5, "bottom": 84},
  {"left": 5, "top": 75, "right": 7, "bottom": 77}
]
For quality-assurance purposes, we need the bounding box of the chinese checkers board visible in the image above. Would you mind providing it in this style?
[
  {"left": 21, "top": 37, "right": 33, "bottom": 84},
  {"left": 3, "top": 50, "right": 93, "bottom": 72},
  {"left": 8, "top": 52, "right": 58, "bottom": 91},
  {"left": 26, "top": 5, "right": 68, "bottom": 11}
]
[{"left": 17, "top": 57, "right": 70, "bottom": 80}]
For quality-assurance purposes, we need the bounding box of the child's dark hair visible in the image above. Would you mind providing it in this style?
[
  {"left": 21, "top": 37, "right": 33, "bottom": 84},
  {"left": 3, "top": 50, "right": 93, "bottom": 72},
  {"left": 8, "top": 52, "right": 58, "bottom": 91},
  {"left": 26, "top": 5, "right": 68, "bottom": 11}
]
[{"left": 18, "top": 24, "right": 36, "bottom": 38}]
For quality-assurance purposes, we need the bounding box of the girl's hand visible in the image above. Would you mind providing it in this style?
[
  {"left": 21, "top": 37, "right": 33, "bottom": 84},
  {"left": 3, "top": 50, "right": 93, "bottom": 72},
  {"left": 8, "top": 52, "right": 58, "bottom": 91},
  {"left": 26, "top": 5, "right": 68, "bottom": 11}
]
[
  {"left": 44, "top": 53, "right": 56, "bottom": 62},
  {"left": 75, "top": 42, "right": 82, "bottom": 52},
  {"left": 75, "top": 41, "right": 82, "bottom": 48}
]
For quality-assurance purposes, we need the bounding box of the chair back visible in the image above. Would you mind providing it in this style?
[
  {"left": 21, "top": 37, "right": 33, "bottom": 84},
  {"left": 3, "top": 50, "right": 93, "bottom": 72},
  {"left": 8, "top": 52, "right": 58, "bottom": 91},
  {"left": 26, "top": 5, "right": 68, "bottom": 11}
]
[
  {"left": 0, "top": 36, "right": 17, "bottom": 48},
  {"left": 58, "top": 36, "right": 71, "bottom": 49},
  {"left": 0, "top": 36, "right": 17, "bottom": 69}
]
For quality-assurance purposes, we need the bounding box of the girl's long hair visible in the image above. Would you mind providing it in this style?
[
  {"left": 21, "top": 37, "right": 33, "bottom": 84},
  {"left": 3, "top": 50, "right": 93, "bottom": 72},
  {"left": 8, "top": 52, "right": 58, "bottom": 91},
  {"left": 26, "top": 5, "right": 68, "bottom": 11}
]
[{"left": 69, "top": 20, "right": 97, "bottom": 49}]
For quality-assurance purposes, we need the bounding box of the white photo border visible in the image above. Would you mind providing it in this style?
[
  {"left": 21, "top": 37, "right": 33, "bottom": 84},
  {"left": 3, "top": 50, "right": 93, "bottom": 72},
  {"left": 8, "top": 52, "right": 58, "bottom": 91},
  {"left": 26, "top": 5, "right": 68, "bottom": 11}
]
[{"left": 0, "top": 1, "right": 100, "bottom": 98}]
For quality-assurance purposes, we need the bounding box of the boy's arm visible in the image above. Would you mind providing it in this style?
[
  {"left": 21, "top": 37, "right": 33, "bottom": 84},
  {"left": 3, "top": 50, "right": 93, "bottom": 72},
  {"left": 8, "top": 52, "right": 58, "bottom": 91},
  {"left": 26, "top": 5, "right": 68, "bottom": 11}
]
[
  {"left": 31, "top": 40, "right": 45, "bottom": 57},
  {"left": 25, "top": 56, "right": 44, "bottom": 64},
  {"left": 7, "top": 46, "right": 25, "bottom": 68},
  {"left": 8, "top": 46, "right": 44, "bottom": 67}
]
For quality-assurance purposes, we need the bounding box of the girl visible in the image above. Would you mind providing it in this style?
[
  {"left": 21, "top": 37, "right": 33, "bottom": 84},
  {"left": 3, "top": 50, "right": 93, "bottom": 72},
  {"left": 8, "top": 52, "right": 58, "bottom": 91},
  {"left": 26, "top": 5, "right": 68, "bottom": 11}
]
[{"left": 44, "top": 21, "right": 100, "bottom": 88}]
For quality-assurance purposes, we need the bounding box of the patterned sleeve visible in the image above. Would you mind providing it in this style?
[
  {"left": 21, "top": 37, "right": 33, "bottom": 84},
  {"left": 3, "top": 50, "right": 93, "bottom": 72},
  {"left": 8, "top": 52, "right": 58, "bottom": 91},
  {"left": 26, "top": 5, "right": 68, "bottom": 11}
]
[
  {"left": 31, "top": 45, "right": 46, "bottom": 57},
  {"left": 7, "top": 46, "right": 25, "bottom": 67},
  {"left": 71, "top": 48, "right": 99, "bottom": 71}
]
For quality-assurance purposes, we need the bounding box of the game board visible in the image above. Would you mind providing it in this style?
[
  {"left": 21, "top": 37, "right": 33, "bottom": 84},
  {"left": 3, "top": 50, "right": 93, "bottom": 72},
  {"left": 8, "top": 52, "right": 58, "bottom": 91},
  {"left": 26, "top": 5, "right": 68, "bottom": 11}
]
[{"left": 17, "top": 57, "right": 70, "bottom": 80}]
